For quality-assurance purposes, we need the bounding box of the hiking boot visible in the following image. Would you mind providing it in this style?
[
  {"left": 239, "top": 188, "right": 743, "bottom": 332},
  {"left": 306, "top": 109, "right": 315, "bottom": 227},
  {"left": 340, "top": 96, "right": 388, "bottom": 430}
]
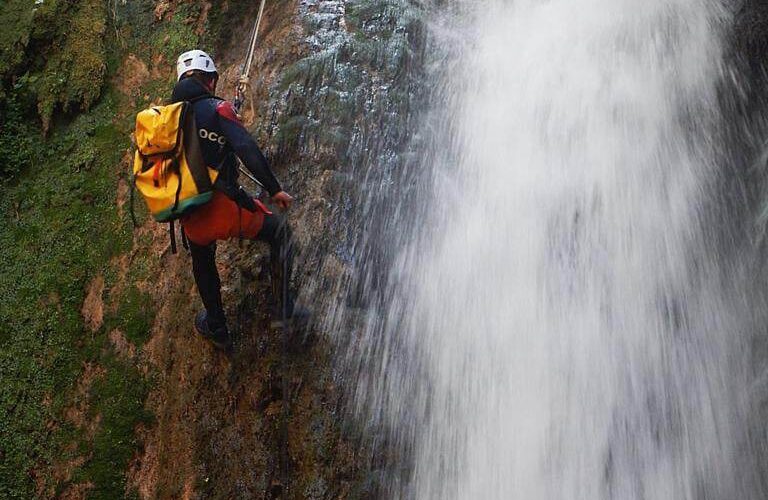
[{"left": 195, "top": 310, "right": 233, "bottom": 353}]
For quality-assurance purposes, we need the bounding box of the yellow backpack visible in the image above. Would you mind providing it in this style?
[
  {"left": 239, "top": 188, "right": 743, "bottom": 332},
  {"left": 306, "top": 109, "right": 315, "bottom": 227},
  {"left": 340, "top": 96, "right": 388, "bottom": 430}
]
[{"left": 131, "top": 101, "right": 218, "bottom": 224}]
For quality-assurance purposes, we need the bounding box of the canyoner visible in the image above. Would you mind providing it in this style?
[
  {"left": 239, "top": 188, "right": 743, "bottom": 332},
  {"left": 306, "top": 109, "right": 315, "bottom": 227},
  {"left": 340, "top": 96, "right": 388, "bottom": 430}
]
[{"left": 130, "top": 47, "right": 310, "bottom": 353}]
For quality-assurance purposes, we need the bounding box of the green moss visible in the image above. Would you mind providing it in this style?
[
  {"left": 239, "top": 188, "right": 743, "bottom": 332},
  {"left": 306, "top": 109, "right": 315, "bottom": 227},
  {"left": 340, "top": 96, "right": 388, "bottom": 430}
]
[
  {"left": 152, "top": 3, "right": 202, "bottom": 63},
  {"left": 36, "top": 0, "right": 107, "bottom": 129},
  {"left": 110, "top": 0, "right": 155, "bottom": 55},
  {"left": 0, "top": 0, "right": 36, "bottom": 80},
  {"left": 0, "top": 0, "right": 108, "bottom": 129},
  {"left": 0, "top": 91, "right": 133, "bottom": 496},
  {"left": 106, "top": 285, "right": 154, "bottom": 347},
  {"left": 0, "top": 92, "right": 39, "bottom": 180},
  {"left": 0, "top": 0, "right": 224, "bottom": 496},
  {"left": 206, "top": 0, "right": 256, "bottom": 50},
  {"left": 73, "top": 354, "right": 152, "bottom": 499},
  {"left": 138, "top": 76, "right": 176, "bottom": 106}
]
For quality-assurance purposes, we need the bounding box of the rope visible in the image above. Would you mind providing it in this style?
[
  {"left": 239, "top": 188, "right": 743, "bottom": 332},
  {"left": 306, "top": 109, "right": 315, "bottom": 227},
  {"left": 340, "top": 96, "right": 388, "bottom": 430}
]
[
  {"left": 238, "top": 160, "right": 265, "bottom": 189},
  {"left": 279, "top": 219, "right": 290, "bottom": 489},
  {"left": 243, "top": 0, "right": 267, "bottom": 82},
  {"left": 233, "top": 0, "right": 268, "bottom": 191},
  {"left": 234, "top": 0, "right": 267, "bottom": 114},
  {"left": 233, "top": 0, "right": 292, "bottom": 483}
]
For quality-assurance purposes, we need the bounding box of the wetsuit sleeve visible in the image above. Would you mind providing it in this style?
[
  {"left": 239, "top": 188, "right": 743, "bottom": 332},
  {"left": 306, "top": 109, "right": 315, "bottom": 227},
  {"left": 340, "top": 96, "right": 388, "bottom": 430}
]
[{"left": 216, "top": 101, "right": 283, "bottom": 195}]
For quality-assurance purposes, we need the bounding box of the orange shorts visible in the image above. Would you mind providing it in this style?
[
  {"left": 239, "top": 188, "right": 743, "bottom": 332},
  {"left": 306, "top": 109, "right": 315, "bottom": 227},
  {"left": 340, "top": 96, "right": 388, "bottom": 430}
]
[{"left": 182, "top": 190, "right": 272, "bottom": 246}]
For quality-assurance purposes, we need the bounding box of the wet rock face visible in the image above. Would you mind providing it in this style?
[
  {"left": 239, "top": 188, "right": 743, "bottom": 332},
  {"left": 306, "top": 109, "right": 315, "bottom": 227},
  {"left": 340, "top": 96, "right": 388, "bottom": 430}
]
[
  {"left": 733, "top": 3, "right": 768, "bottom": 494},
  {"left": 130, "top": 1, "right": 430, "bottom": 498},
  {"left": 273, "top": 0, "right": 430, "bottom": 338},
  {"left": 734, "top": 2, "right": 768, "bottom": 71},
  {"left": 719, "top": 1, "right": 768, "bottom": 220}
]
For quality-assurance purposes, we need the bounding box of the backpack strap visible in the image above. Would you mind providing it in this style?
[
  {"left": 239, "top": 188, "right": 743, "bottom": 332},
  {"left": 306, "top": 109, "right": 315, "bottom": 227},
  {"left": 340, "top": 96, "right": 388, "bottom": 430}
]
[
  {"left": 169, "top": 220, "right": 178, "bottom": 255},
  {"left": 168, "top": 220, "right": 191, "bottom": 255},
  {"left": 171, "top": 157, "right": 183, "bottom": 212},
  {"left": 181, "top": 226, "right": 190, "bottom": 252}
]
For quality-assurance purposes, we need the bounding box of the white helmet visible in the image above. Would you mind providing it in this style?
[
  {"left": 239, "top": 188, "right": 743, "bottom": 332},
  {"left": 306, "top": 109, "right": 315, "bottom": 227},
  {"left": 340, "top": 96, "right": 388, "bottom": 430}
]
[{"left": 176, "top": 50, "right": 218, "bottom": 81}]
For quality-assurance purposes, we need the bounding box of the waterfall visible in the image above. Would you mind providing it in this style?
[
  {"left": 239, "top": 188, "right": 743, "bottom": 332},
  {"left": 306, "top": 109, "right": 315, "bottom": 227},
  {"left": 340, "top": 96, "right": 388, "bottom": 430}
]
[{"left": 337, "top": 0, "right": 768, "bottom": 498}]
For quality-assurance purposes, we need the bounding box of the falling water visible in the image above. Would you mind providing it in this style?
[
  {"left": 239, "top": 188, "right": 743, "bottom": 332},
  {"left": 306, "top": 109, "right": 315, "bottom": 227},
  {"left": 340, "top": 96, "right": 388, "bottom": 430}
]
[{"left": 335, "top": 0, "right": 768, "bottom": 498}]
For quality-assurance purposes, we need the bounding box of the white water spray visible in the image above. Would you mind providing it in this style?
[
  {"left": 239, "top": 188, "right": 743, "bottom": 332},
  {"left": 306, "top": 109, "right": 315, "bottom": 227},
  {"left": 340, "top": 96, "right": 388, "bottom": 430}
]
[{"left": 352, "top": 0, "right": 762, "bottom": 498}]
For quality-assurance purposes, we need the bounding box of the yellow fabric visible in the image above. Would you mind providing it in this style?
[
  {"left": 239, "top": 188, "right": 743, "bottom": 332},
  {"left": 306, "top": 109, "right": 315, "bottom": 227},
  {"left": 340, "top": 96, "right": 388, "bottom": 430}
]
[
  {"left": 132, "top": 103, "right": 218, "bottom": 221},
  {"left": 133, "top": 154, "right": 208, "bottom": 211},
  {"left": 135, "top": 102, "right": 185, "bottom": 156}
]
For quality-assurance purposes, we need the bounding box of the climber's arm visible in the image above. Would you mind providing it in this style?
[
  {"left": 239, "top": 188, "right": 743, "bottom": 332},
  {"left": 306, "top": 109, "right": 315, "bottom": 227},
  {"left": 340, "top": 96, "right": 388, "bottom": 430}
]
[{"left": 216, "top": 101, "right": 283, "bottom": 196}]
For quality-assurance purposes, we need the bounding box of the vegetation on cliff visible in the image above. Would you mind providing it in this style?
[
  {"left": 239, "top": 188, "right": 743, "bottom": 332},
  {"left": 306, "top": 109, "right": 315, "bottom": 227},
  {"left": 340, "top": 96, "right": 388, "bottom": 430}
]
[{"left": 0, "top": 0, "right": 205, "bottom": 496}]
